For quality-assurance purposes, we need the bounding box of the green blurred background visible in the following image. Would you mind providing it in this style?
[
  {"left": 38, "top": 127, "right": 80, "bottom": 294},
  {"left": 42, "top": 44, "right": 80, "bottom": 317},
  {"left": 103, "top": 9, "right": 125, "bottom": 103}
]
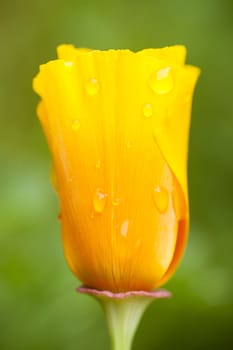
[{"left": 1, "top": 0, "right": 233, "bottom": 349}]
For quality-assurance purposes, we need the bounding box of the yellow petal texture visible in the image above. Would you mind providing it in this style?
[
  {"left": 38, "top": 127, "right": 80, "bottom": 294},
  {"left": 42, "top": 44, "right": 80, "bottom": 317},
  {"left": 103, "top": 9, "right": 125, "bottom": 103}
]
[{"left": 33, "top": 45, "right": 200, "bottom": 292}]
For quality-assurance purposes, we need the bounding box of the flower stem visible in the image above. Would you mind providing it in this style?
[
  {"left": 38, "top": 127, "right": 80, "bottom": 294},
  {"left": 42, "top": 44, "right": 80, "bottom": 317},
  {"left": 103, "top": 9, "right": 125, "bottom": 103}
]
[
  {"left": 77, "top": 287, "right": 171, "bottom": 350},
  {"left": 100, "top": 296, "right": 153, "bottom": 350}
]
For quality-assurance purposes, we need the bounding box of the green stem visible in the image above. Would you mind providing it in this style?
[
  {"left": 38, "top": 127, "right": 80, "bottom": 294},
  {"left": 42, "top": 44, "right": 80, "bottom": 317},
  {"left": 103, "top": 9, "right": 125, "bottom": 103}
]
[
  {"left": 100, "top": 296, "right": 153, "bottom": 350},
  {"left": 77, "top": 286, "right": 170, "bottom": 350}
]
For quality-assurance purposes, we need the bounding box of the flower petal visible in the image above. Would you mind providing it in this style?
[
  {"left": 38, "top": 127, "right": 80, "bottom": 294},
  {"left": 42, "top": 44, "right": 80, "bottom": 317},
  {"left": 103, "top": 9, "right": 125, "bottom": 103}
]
[
  {"left": 139, "top": 45, "right": 187, "bottom": 66},
  {"left": 33, "top": 47, "right": 199, "bottom": 292}
]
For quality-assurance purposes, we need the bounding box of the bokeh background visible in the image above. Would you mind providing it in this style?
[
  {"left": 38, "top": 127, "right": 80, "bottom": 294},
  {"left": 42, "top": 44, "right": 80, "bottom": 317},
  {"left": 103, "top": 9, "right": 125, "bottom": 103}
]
[{"left": 1, "top": 0, "right": 233, "bottom": 349}]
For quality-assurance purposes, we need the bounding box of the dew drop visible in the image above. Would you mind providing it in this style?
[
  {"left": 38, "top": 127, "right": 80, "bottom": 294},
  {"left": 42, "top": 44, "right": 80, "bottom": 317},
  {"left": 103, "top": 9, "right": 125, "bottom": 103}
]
[
  {"left": 127, "top": 140, "right": 133, "bottom": 149},
  {"left": 120, "top": 220, "right": 129, "bottom": 237},
  {"left": 142, "top": 103, "right": 153, "bottom": 118},
  {"left": 64, "top": 61, "right": 73, "bottom": 67},
  {"left": 90, "top": 211, "right": 95, "bottom": 219},
  {"left": 112, "top": 197, "right": 121, "bottom": 206},
  {"left": 71, "top": 119, "right": 80, "bottom": 131},
  {"left": 85, "top": 77, "right": 100, "bottom": 96},
  {"left": 93, "top": 188, "right": 107, "bottom": 213},
  {"left": 149, "top": 67, "right": 173, "bottom": 95},
  {"left": 153, "top": 186, "right": 169, "bottom": 213},
  {"left": 95, "top": 160, "right": 101, "bottom": 169}
]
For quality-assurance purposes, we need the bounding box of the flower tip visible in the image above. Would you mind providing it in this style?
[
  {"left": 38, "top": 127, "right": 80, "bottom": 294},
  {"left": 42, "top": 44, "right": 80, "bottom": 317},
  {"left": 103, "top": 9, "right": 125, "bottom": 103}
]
[
  {"left": 139, "top": 44, "right": 187, "bottom": 66},
  {"left": 57, "top": 44, "right": 92, "bottom": 60},
  {"left": 57, "top": 44, "right": 76, "bottom": 59},
  {"left": 168, "top": 44, "right": 187, "bottom": 64},
  {"left": 32, "top": 75, "right": 40, "bottom": 95},
  {"left": 185, "top": 64, "right": 201, "bottom": 87}
]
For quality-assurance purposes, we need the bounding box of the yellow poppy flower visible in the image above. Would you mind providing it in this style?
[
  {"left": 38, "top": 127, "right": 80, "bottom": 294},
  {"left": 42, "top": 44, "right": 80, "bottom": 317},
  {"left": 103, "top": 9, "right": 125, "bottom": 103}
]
[{"left": 33, "top": 44, "right": 200, "bottom": 293}]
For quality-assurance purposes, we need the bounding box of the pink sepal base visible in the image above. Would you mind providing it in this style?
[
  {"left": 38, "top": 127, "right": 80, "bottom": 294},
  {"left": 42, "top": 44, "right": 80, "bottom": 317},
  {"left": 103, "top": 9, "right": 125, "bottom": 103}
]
[{"left": 77, "top": 286, "right": 172, "bottom": 299}]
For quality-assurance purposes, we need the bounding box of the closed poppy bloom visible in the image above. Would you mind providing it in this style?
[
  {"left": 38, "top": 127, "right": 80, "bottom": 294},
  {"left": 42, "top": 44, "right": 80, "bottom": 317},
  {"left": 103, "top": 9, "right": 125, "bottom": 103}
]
[{"left": 33, "top": 44, "right": 199, "bottom": 293}]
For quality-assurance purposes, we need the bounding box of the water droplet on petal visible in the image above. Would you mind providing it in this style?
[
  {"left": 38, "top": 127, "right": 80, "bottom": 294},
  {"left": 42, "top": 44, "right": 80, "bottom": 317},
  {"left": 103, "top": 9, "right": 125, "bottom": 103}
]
[
  {"left": 112, "top": 197, "right": 121, "bottom": 206},
  {"left": 71, "top": 119, "right": 80, "bottom": 131},
  {"left": 93, "top": 189, "right": 107, "bottom": 213},
  {"left": 95, "top": 160, "right": 101, "bottom": 169},
  {"left": 142, "top": 103, "right": 153, "bottom": 118},
  {"left": 120, "top": 220, "right": 129, "bottom": 237},
  {"left": 127, "top": 140, "right": 133, "bottom": 149},
  {"left": 149, "top": 67, "right": 173, "bottom": 95},
  {"left": 153, "top": 186, "right": 169, "bottom": 213},
  {"left": 64, "top": 61, "right": 73, "bottom": 67},
  {"left": 90, "top": 210, "right": 95, "bottom": 219},
  {"left": 67, "top": 176, "right": 73, "bottom": 183},
  {"left": 85, "top": 78, "right": 100, "bottom": 96}
]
